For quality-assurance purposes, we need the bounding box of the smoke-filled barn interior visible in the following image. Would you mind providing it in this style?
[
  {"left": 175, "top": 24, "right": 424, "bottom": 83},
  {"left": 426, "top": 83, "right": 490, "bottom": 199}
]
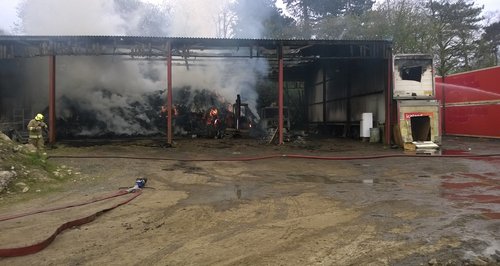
[{"left": 0, "top": 36, "right": 392, "bottom": 145}]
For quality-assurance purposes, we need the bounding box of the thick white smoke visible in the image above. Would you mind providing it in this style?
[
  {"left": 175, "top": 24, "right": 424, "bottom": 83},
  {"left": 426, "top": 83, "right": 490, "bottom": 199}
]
[
  {"left": 56, "top": 57, "right": 164, "bottom": 135},
  {"left": 19, "top": 0, "right": 126, "bottom": 35},
  {"left": 168, "top": 0, "right": 225, "bottom": 37},
  {"left": 16, "top": 0, "right": 269, "bottom": 136},
  {"left": 172, "top": 56, "right": 268, "bottom": 119}
]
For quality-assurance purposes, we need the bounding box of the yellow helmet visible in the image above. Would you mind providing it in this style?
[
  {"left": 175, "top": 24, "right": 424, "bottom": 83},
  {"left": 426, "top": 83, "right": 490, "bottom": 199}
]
[{"left": 35, "top": 113, "right": 44, "bottom": 121}]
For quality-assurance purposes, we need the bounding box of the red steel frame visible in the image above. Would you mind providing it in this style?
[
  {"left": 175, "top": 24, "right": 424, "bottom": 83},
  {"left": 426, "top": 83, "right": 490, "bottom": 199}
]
[
  {"left": 46, "top": 42, "right": 283, "bottom": 145},
  {"left": 49, "top": 55, "right": 56, "bottom": 144},
  {"left": 385, "top": 54, "right": 392, "bottom": 145},
  {"left": 278, "top": 45, "right": 284, "bottom": 145},
  {"left": 46, "top": 42, "right": 397, "bottom": 145},
  {"left": 166, "top": 42, "right": 173, "bottom": 145}
]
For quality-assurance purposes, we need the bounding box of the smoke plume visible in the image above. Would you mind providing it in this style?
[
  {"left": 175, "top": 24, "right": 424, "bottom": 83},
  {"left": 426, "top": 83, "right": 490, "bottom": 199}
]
[{"left": 13, "top": 0, "right": 270, "bottom": 137}]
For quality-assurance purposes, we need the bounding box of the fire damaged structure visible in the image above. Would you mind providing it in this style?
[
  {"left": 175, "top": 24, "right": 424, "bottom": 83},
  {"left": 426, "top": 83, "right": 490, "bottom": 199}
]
[
  {"left": 392, "top": 54, "right": 441, "bottom": 149},
  {"left": 0, "top": 35, "right": 403, "bottom": 145}
]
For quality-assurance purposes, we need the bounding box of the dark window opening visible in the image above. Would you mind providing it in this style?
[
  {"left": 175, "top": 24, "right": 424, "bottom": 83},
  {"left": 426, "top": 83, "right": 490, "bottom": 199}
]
[
  {"left": 400, "top": 66, "right": 423, "bottom": 82},
  {"left": 410, "top": 116, "right": 431, "bottom": 141}
]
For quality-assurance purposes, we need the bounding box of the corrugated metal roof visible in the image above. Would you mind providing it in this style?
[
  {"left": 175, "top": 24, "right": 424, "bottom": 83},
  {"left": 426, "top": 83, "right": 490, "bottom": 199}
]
[
  {"left": 0, "top": 35, "right": 391, "bottom": 44},
  {"left": 0, "top": 35, "right": 392, "bottom": 60}
]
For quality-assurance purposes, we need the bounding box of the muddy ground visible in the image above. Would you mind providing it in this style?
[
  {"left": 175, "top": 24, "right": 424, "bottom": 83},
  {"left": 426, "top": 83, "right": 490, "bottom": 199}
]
[{"left": 0, "top": 136, "right": 499, "bottom": 265}]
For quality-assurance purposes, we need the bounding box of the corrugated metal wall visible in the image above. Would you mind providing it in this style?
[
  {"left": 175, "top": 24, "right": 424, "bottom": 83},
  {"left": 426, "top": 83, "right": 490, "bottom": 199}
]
[
  {"left": 435, "top": 66, "right": 500, "bottom": 138},
  {"left": 307, "top": 59, "right": 387, "bottom": 130}
]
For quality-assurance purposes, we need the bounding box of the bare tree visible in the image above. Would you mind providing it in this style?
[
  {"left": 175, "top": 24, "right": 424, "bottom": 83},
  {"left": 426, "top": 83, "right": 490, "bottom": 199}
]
[
  {"left": 214, "top": 1, "right": 236, "bottom": 38},
  {"left": 283, "top": 0, "right": 374, "bottom": 38}
]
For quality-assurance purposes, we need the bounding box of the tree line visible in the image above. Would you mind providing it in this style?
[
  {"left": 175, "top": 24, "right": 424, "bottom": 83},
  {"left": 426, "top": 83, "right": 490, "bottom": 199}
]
[{"left": 248, "top": 0, "right": 499, "bottom": 77}]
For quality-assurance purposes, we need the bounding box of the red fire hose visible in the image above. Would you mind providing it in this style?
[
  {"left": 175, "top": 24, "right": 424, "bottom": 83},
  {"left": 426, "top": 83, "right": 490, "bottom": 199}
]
[
  {"left": 0, "top": 190, "right": 130, "bottom": 222},
  {"left": 47, "top": 152, "right": 500, "bottom": 162},
  {"left": 0, "top": 190, "right": 141, "bottom": 257}
]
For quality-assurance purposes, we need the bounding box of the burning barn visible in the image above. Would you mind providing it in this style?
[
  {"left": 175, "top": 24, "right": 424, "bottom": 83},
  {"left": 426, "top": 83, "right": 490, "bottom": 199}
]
[{"left": 0, "top": 36, "right": 397, "bottom": 145}]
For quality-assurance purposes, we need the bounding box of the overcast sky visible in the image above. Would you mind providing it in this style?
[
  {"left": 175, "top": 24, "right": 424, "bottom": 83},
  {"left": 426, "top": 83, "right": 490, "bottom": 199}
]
[{"left": 1, "top": 0, "right": 499, "bottom": 34}]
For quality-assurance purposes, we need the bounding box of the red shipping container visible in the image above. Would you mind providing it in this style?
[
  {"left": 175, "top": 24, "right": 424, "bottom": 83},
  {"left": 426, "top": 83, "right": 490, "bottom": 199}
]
[{"left": 435, "top": 66, "right": 500, "bottom": 138}]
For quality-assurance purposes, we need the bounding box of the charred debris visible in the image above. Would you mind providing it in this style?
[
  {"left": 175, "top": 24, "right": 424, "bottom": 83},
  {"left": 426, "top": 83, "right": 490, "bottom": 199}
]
[{"left": 54, "top": 87, "right": 263, "bottom": 140}]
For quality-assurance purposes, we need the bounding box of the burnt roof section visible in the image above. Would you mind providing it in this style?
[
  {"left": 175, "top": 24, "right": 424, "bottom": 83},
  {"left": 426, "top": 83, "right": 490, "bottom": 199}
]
[
  {"left": 0, "top": 35, "right": 392, "bottom": 59},
  {"left": 0, "top": 36, "right": 392, "bottom": 78}
]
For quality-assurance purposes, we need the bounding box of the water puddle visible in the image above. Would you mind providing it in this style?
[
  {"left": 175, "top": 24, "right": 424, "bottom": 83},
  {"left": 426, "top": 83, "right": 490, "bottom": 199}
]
[
  {"left": 482, "top": 212, "right": 500, "bottom": 219},
  {"left": 441, "top": 182, "right": 488, "bottom": 189},
  {"left": 441, "top": 149, "right": 471, "bottom": 155},
  {"left": 286, "top": 174, "right": 379, "bottom": 185},
  {"left": 440, "top": 172, "right": 500, "bottom": 219}
]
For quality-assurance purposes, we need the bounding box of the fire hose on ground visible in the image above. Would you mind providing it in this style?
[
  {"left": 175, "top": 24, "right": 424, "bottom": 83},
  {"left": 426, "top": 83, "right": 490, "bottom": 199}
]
[
  {"left": 46, "top": 152, "right": 500, "bottom": 161},
  {"left": 0, "top": 179, "right": 147, "bottom": 258}
]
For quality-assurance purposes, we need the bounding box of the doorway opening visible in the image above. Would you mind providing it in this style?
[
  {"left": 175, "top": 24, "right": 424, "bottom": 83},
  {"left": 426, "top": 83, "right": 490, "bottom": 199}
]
[{"left": 410, "top": 116, "right": 431, "bottom": 141}]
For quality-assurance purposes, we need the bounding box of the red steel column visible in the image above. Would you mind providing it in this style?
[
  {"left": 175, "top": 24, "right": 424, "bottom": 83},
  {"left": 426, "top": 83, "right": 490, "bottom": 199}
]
[
  {"left": 441, "top": 76, "right": 446, "bottom": 135},
  {"left": 49, "top": 55, "right": 56, "bottom": 144},
  {"left": 385, "top": 53, "right": 392, "bottom": 145},
  {"left": 278, "top": 45, "right": 284, "bottom": 145},
  {"left": 167, "top": 41, "right": 173, "bottom": 145}
]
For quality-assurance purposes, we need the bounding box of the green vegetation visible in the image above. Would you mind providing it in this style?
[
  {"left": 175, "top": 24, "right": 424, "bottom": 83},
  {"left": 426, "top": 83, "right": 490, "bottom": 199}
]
[{"left": 0, "top": 138, "right": 74, "bottom": 205}]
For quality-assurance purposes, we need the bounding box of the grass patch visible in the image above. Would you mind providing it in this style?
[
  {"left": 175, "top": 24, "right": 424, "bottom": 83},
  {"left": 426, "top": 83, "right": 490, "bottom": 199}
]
[{"left": 0, "top": 149, "right": 76, "bottom": 207}]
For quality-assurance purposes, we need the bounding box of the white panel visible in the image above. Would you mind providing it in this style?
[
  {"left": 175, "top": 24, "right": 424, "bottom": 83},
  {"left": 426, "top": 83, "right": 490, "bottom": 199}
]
[{"left": 360, "top": 112, "right": 373, "bottom": 137}]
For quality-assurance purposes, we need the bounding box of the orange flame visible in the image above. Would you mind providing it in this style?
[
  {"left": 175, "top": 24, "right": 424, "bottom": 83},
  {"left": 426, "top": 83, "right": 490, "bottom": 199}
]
[{"left": 207, "top": 107, "right": 219, "bottom": 125}]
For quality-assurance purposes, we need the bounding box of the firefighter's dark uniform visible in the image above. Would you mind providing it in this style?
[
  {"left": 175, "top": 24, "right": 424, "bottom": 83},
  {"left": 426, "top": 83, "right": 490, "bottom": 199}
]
[{"left": 27, "top": 114, "right": 47, "bottom": 149}]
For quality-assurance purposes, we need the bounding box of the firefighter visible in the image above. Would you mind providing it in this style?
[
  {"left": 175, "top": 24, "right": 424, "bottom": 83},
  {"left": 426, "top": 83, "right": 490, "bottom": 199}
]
[
  {"left": 206, "top": 106, "right": 223, "bottom": 139},
  {"left": 27, "top": 113, "right": 48, "bottom": 150}
]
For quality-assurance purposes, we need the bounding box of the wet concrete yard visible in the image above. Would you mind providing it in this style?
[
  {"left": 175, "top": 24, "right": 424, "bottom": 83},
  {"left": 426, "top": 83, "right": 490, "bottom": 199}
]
[{"left": 1, "top": 136, "right": 499, "bottom": 265}]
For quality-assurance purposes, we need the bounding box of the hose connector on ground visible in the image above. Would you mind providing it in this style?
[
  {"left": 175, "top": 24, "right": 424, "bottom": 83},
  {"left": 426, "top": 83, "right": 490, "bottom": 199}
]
[{"left": 127, "top": 177, "right": 148, "bottom": 193}]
